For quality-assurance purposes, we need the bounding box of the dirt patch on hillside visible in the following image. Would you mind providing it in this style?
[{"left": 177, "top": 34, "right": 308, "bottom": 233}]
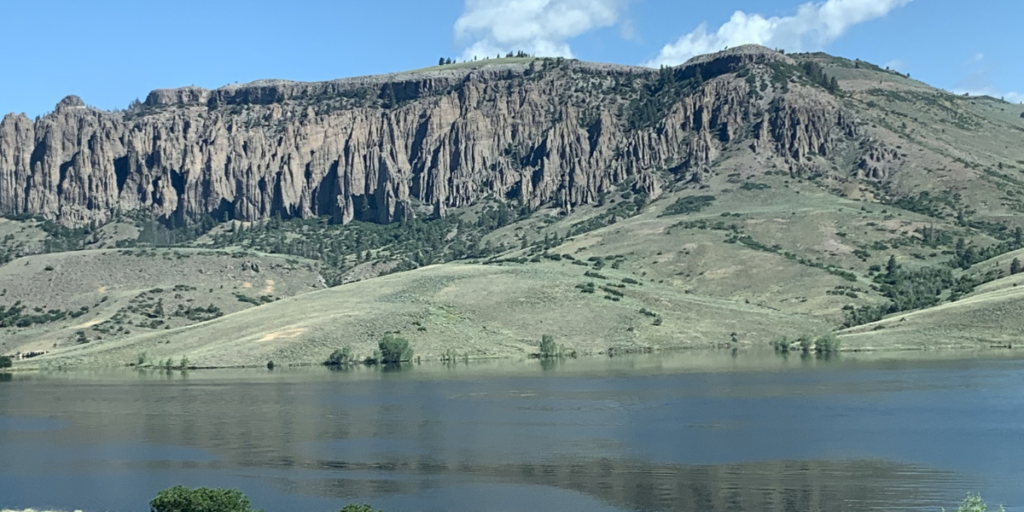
[
  {"left": 259, "top": 328, "right": 306, "bottom": 342},
  {"left": 262, "top": 280, "right": 275, "bottom": 294},
  {"left": 73, "top": 319, "right": 104, "bottom": 329}
]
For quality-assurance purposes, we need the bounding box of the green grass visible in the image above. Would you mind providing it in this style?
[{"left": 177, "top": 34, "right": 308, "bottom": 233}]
[
  {"left": 0, "top": 248, "right": 320, "bottom": 355},
  {"left": 25, "top": 261, "right": 828, "bottom": 368},
  {"left": 841, "top": 270, "right": 1024, "bottom": 350}
]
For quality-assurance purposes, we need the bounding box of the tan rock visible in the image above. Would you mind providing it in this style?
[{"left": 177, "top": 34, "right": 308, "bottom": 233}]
[{"left": 0, "top": 46, "right": 861, "bottom": 226}]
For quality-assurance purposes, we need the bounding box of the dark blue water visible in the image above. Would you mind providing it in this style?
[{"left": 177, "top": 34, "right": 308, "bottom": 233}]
[{"left": 1, "top": 352, "right": 1022, "bottom": 512}]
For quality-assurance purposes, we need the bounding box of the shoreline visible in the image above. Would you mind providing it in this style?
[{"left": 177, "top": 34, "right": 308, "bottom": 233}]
[{"left": 5, "top": 343, "right": 1021, "bottom": 375}]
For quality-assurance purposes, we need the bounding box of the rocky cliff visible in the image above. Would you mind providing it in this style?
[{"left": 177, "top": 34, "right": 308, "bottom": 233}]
[{"left": 0, "top": 45, "right": 864, "bottom": 226}]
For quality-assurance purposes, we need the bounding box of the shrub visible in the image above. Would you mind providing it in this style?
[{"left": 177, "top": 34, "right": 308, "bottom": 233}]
[
  {"left": 944, "top": 493, "right": 1003, "bottom": 512},
  {"left": 0, "top": 355, "right": 11, "bottom": 368},
  {"left": 539, "top": 334, "right": 558, "bottom": 358},
  {"left": 325, "top": 347, "right": 353, "bottom": 366},
  {"left": 771, "top": 337, "right": 791, "bottom": 353},
  {"left": 600, "top": 286, "right": 624, "bottom": 297},
  {"left": 340, "top": 506, "right": 382, "bottom": 512},
  {"left": 815, "top": 333, "right": 842, "bottom": 354},
  {"left": 796, "top": 335, "right": 814, "bottom": 353},
  {"left": 150, "top": 485, "right": 255, "bottom": 512},
  {"left": 379, "top": 334, "right": 412, "bottom": 364},
  {"left": 660, "top": 195, "right": 716, "bottom": 216}
]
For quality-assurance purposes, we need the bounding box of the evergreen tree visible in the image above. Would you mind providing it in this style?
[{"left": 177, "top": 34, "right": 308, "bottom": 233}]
[
  {"left": 1012, "top": 258, "right": 1022, "bottom": 275},
  {"left": 886, "top": 255, "right": 899, "bottom": 276},
  {"left": 438, "top": 57, "right": 446, "bottom": 66}
]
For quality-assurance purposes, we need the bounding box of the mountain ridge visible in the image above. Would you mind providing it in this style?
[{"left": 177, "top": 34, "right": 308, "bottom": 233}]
[{"left": 1, "top": 45, "right": 873, "bottom": 228}]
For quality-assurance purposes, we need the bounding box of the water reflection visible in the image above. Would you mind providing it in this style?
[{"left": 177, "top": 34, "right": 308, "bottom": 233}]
[
  {"left": 285, "top": 458, "right": 950, "bottom": 512},
  {"left": 1, "top": 352, "right": 1022, "bottom": 512}
]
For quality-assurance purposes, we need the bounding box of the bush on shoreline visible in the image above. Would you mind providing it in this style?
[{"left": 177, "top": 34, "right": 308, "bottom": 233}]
[
  {"left": 539, "top": 334, "right": 558, "bottom": 358},
  {"left": 378, "top": 334, "right": 413, "bottom": 364},
  {"left": 324, "top": 347, "right": 353, "bottom": 367},
  {"left": 771, "top": 333, "right": 843, "bottom": 356}
]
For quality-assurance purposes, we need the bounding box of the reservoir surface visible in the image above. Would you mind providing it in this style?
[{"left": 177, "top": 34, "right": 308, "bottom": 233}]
[{"left": 1, "top": 351, "right": 1022, "bottom": 512}]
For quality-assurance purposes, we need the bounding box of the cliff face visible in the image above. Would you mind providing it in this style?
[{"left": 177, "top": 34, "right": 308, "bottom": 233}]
[{"left": 0, "top": 46, "right": 861, "bottom": 226}]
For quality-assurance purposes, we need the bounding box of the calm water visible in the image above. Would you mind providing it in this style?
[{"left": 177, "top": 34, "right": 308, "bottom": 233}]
[{"left": 2, "top": 351, "right": 1023, "bottom": 512}]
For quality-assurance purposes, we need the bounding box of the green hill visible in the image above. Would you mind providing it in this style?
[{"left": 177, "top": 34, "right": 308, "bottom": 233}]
[{"left": 5, "top": 47, "right": 1024, "bottom": 368}]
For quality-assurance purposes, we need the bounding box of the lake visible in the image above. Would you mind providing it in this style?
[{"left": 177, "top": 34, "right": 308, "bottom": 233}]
[{"left": 1, "top": 351, "right": 1023, "bottom": 512}]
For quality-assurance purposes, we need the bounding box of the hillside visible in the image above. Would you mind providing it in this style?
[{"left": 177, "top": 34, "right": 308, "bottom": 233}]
[{"left": 4, "top": 45, "right": 1024, "bottom": 367}]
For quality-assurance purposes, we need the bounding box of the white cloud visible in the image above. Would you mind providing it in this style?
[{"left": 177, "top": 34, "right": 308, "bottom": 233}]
[
  {"left": 454, "top": 0, "right": 629, "bottom": 60},
  {"left": 645, "top": 0, "right": 913, "bottom": 68},
  {"left": 954, "top": 52, "right": 1023, "bottom": 104}
]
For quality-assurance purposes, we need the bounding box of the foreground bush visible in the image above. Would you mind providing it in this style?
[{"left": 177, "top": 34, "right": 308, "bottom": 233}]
[
  {"left": 340, "top": 506, "right": 382, "bottom": 512},
  {"left": 0, "top": 355, "right": 11, "bottom": 368},
  {"left": 945, "top": 493, "right": 1004, "bottom": 512},
  {"left": 149, "top": 486, "right": 383, "bottom": 512},
  {"left": 150, "top": 486, "right": 254, "bottom": 512}
]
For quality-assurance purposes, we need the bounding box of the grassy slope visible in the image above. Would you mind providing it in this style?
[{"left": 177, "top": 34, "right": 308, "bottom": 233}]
[
  {"left": 24, "top": 168, "right": 993, "bottom": 368},
  {"left": 23, "top": 261, "right": 828, "bottom": 369},
  {"left": 0, "top": 248, "right": 321, "bottom": 356},
  {"left": 841, "top": 273, "right": 1024, "bottom": 350}
]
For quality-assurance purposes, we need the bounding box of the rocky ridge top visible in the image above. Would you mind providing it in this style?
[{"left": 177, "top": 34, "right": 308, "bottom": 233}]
[{"left": 0, "top": 46, "right": 881, "bottom": 227}]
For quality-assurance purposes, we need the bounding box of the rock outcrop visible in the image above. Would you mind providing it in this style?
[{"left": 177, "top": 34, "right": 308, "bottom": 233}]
[
  {"left": 0, "top": 46, "right": 861, "bottom": 226},
  {"left": 857, "top": 139, "right": 902, "bottom": 180}
]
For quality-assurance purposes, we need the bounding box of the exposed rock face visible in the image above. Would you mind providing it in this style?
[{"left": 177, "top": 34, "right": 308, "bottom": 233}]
[
  {"left": 857, "top": 139, "right": 902, "bottom": 180},
  {"left": 0, "top": 46, "right": 861, "bottom": 226}
]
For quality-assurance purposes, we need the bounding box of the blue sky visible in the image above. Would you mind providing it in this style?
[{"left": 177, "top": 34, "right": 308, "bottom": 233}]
[{"left": 2, "top": 0, "right": 1021, "bottom": 117}]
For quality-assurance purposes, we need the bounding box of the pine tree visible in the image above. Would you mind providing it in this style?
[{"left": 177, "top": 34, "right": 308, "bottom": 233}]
[
  {"left": 886, "top": 255, "right": 899, "bottom": 276},
  {"left": 1012, "top": 258, "right": 1022, "bottom": 275},
  {"left": 438, "top": 57, "right": 446, "bottom": 66}
]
